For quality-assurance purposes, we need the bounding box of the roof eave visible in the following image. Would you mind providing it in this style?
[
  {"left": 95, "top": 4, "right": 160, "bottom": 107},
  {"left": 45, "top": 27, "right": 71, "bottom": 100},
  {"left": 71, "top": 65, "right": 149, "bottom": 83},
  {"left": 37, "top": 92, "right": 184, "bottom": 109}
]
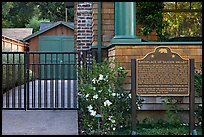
[{"left": 23, "top": 22, "right": 74, "bottom": 42}]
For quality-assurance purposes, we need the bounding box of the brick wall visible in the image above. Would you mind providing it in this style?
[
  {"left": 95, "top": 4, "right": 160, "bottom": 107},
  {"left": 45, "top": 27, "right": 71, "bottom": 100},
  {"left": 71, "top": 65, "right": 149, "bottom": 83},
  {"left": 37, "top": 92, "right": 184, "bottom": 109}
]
[{"left": 74, "top": 2, "right": 93, "bottom": 50}]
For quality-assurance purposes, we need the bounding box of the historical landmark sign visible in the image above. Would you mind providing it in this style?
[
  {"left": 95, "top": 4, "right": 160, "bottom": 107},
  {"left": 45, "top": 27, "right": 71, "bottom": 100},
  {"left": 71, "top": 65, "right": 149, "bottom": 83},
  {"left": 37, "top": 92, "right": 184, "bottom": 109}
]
[
  {"left": 131, "top": 47, "right": 195, "bottom": 135},
  {"left": 136, "top": 46, "right": 189, "bottom": 96}
]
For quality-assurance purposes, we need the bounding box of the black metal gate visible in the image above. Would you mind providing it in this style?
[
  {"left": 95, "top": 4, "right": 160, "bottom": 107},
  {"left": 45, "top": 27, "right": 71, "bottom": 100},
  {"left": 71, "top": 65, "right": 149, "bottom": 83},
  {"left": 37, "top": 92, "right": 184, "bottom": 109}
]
[{"left": 2, "top": 51, "right": 94, "bottom": 110}]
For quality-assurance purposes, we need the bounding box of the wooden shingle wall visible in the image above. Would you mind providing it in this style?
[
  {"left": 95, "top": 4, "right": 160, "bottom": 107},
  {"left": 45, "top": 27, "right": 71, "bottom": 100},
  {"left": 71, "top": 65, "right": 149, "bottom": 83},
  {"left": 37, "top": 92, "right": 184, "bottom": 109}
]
[
  {"left": 108, "top": 45, "right": 202, "bottom": 112},
  {"left": 2, "top": 35, "right": 29, "bottom": 51}
]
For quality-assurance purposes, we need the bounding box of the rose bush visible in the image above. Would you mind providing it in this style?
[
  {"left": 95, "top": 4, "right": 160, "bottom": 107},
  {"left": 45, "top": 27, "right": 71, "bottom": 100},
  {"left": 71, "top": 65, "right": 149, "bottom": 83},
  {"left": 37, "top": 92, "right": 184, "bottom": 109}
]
[{"left": 78, "top": 59, "right": 143, "bottom": 135}]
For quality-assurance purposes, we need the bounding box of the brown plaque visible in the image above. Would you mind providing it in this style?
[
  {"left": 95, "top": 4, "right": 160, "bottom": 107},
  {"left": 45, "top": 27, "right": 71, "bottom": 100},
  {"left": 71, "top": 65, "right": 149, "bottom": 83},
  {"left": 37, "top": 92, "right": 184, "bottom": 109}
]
[{"left": 136, "top": 46, "right": 189, "bottom": 96}]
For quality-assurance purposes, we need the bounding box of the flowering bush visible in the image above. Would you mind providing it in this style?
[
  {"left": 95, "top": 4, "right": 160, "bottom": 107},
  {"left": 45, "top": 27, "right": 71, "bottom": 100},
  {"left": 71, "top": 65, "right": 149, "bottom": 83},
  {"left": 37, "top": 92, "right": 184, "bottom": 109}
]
[{"left": 78, "top": 59, "right": 143, "bottom": 135}]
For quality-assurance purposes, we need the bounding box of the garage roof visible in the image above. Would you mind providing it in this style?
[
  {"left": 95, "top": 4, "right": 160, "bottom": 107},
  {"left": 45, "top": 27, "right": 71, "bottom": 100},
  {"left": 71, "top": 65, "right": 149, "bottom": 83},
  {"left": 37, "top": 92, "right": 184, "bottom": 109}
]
[
  {"left": 23, "top": 21, "right": 74, "bottom": 42},
  {"left": 2, "top": 28, "right": 33, "bottom": 40}
]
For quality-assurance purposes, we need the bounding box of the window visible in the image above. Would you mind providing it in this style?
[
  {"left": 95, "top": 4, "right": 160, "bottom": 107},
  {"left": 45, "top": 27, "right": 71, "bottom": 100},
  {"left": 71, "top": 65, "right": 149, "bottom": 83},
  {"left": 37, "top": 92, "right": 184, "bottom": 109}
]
[{"left": 162, "top": 2, "right": 202, "bottom": 39}]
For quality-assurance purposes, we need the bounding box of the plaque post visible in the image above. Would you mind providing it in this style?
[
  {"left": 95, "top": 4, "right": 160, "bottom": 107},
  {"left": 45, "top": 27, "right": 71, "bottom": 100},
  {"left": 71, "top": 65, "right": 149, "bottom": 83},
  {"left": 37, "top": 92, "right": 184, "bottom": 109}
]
[
  {"left": 131, "top": 59, "right": 137, "bottom": 135},
  {"left": 189, "top": 59, "right": 195, "bottom": 135}
]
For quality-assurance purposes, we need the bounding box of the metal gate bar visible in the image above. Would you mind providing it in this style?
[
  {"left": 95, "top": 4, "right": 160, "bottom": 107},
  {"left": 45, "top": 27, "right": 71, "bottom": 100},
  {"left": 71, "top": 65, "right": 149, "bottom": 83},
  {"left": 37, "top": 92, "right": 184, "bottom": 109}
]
[{"left": 2, "top": 51, "right": 95, "bottom": 110}]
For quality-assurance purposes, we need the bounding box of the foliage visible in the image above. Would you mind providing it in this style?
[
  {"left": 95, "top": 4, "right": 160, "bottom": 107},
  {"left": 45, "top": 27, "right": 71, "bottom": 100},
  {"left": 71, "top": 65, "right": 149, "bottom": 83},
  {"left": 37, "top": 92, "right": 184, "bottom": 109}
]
[
  {"left": 2, "top": 49, "right": 33, "bottom": 94},
  {"left": 136, "top": 2, "right": 202, "bottom": 41},
  {"left": 2, "top": 2, "right": 74, "bottom": 28},
  {"left": 25, "top": 16, "right": 50, "bottom": 32},
  {"left": 137, "top": 2, "right": 169, "bottom": 41},
  {"left": 36, "top": 2, "right": 74, "bottom": 22},
  {"left": 195, "top": 67, "right": 202, "bottom": 127},
  {"left": 162, "top": 97, "right": 183, "bottom": 126},
  {"left": 78, "top": 59, "right": 144, "bottom": 135},
  {"left": 112, "top": 121, "right": 202, "bottom": 135},
  {"left": 163, "top": 2, "right": 202, "bottom": 39},
  {"left": 195, "top": 68, "right": 202, "bottom": 97},
  {"left": 2, "top": 2, "right": 37, "bottom": 28}
]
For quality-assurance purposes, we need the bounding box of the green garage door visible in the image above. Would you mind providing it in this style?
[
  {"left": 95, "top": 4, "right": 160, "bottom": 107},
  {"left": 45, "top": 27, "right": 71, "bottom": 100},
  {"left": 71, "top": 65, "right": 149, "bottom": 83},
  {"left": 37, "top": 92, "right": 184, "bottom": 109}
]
[{"left": 39, "top": 36, "right": 75, "bottom": 80}]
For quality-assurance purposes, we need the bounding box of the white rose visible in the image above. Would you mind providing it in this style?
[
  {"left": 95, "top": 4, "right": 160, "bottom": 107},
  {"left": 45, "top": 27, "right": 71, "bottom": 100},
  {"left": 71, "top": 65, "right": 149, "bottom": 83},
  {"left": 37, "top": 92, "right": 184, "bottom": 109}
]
[
  {"left": 92, "top": 78, "right": 97, "bottom": 84},
  {"left": 93, "top": 94, "right": 98, "bottom": 99},
  {"left": 111, "top": 119, "right": 115, "bottom": 123},
  {"left": 87, "top": 105, "right": 93, "bottom": 111},
  {"left": 86, "top": 94, "right": 89, "bottom": 98},
  {"left": 128, "top": 94, "right": 131, "bottom": 98},
  {"left": 112, "top": 93, "right": 116, "bottom": 96},
  {"left": 98, "top": 74, "right": 103, "bottom": 81},
  {"left": 90, "top": 110, "right": 96, "bottom": 116},
  {"left": 104, "top": 100, "right": 112, "bottom": 106}
]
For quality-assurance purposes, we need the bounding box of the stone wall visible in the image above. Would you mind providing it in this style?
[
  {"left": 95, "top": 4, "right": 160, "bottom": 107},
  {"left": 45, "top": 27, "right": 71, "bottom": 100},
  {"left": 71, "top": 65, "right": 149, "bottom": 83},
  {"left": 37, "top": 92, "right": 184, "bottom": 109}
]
[{"left": 74, "top": 2, "right": 93, "bottom": 50}]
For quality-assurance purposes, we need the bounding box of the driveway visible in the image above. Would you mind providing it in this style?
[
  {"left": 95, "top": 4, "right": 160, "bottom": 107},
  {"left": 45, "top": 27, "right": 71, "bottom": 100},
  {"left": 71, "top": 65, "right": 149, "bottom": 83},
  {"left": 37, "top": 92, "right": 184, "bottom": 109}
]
[
  {"left": 2, "top": 110, "right": 78, "bottom": 135},
  {"left": 2, "top": 80, "right": 78, "bottom": 135}
]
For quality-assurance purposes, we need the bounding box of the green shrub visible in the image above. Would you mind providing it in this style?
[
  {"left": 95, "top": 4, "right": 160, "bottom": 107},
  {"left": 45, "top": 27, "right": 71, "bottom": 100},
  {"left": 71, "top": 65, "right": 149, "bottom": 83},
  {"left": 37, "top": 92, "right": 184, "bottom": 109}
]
[
  {"left": 195, "top": 67, "right": 202, "bottom": 127},
  {"left": 162, "top": 97, "right": 183, "bottom": 127},
  {"left": 78, "top": 59, "right": 143, "bottom": 135}
]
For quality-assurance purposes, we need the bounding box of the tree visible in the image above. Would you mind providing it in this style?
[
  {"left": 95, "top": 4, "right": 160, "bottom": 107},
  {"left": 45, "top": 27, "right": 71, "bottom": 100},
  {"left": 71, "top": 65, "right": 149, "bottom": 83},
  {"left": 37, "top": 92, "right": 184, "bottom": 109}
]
[
  {"left": 2, "top": 2, "right": 74, "bottom": 29},
  {"left": 2, "top": 2, "right": 14, "bottom": 27},
  {"left": 36, "top": 2, "right": 74, "bottom": 22},
  {"left": 25, "top": 16, "right": 50, "bottom": 32},
  {"left": 162, "top": 2, "right": 202, "bottom": 39},
  {"left": 2, "top": 2, "right": 37, "bottom": 28}
]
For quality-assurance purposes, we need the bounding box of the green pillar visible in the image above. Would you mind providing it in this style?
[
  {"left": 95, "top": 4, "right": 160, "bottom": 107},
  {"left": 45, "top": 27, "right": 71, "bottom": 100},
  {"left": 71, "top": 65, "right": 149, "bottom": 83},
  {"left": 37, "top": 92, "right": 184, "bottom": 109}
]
[{"left": 111, "top": 2, "right": 141, "bottom": 44}]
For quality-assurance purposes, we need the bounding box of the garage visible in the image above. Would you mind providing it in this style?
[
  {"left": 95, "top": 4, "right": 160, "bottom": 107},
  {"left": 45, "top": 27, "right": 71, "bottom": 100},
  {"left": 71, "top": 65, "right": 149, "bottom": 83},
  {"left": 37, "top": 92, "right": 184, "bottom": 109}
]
[{"left": 23, "top": 21, "right": 75, "bottom": 79}]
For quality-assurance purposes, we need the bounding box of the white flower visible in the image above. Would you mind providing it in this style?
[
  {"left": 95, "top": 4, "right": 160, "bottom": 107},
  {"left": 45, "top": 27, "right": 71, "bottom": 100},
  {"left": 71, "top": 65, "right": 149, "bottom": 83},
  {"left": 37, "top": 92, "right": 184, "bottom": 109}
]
[
  {"left": 78, "top": 93, "right": 82, "bottom": 96},
  {"left": 111, "top": 119, "right": 116, "bottom": 123},
  {"left": 90, "top": 110, "right": 96, "bottom": 116},
  {"left": 138, "top": 106, "right": 141, "bottom": 110},
  {"left": 93, "top": 87, "right": 96, "bottom": 90},
  {"left": 98, "top": 90, "right": 102, "bottom": 93},
  {"left": 112, "top": 93, "right": 116, "bottom": 96},
  {"left": 87, "top": 105, "right": 93, "bottom": 111},
  {"left": 195, "top": 123, "right": 198, "bottom": 126},
  {"left": 113, "top": 127, "right": 116, "bottom": 131},
  {"left": 128, "top": 93, "right": 131, "bottom": 98},
  {"left": 98, "top": 74, "right": 103, "bottom": 81},
  {"left": 93, "top": 94, "right": 98, "bottom": 99},
  {"left": 104, "top": 100, "right": 112, "bottom": 106},
  {"left": 108, "top": 116, "right": 113, "bottom": 121},
  {"left": 92, "top": 78, "right": 97, "bottom": 84},
  {"left": 86, "top": 94, "right": 89, "bottom": 98},
  {"left": 199, "top": 104, "right": 202, "bottom": 107},
  {"left": 181, "top": 123, "right": 188, "bottom": 126}
]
